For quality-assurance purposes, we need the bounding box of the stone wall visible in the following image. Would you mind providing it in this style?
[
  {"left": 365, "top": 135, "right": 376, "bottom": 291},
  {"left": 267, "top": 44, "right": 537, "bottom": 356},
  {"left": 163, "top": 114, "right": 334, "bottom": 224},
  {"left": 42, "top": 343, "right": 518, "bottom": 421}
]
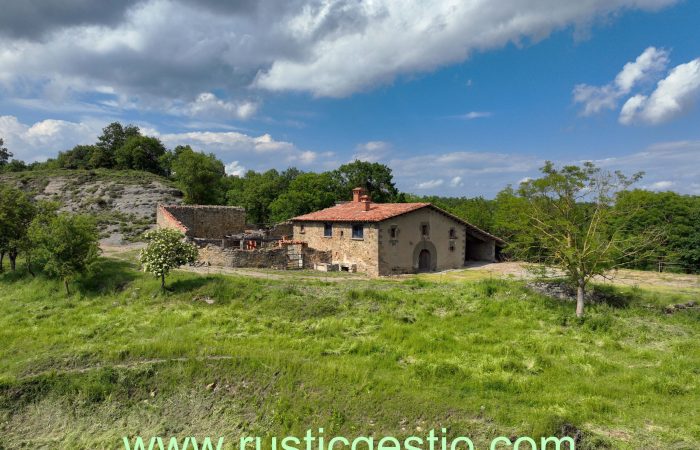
[
  {"left": 292, "top": 222, "right": 379, "bottom": 276},
  {"left": 196, "top": 242, "right": 330, "bottom": 270},
  {"left": 269, "top": 221, "right": 294, "bottom": 238},
  {"left": 157, "top": 204, "right": 245, "bottom": 239}
]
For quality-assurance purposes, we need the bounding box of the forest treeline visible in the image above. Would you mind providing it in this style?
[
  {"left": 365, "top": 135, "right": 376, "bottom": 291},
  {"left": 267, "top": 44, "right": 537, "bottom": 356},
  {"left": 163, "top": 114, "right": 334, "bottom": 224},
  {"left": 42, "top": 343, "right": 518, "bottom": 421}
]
[{"left": 1, "top": 122, "right": 698, "bottom": 273}]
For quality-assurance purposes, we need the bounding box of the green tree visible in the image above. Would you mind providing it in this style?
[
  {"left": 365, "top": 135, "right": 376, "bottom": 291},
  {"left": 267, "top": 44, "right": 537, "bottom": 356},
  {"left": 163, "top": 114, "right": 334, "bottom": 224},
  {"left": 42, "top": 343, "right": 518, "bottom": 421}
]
[
  {"left": 333, "top": 160, "right": 400, "bottom": 203},
  {"left": 28, "top": 212, "right": 100, "bottom": 294},
  {"left": 2, "top": 159, "right": 28, "bottom": 172},
  {"left": 94, "top": 122, "right": 141, "bottom": 168},
  {"left": 0, "top": 138, "right": 12, "bottom": 167},
  {"left": 171, "top": 145, "right": 226, "bottom": 204},
  {"left": 516, "top": 162, "right": 658, "bottom": 317},
  {"left": 227, "top": 169, "right": 291, "bottom": 225},
  {"left": 139, "top": 228, "right": 198, "bottom": 289},
  {"left": 115, "top": 136, "right": 167, "bottom": 174},
  {"left": 56, "top": 145, "right": 99, "bottom": 169},
  {"left": 269, "top": 172, "right": 339, "bottom": 222},
  {"left": 611, "top": 190, "right": 700, "bottom": 273},
  {"left": 0, "top": 186, "right": 36, "bottom": 272}
]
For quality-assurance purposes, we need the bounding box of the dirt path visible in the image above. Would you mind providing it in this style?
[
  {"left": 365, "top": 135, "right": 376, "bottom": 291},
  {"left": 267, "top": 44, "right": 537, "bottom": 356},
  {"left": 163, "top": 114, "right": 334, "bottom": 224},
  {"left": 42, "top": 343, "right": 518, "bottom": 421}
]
[
  {"left": 101, "top": 243, "right": 699, "bottom": 290},
  {"left": 454, "top": 261, "right": 700, "bottom": 291}
]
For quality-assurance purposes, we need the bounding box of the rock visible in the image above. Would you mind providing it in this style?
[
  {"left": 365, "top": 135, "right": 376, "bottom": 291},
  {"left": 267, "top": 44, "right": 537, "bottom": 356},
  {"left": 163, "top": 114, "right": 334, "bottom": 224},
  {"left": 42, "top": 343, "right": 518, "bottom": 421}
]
[
  {"left": 664, "top": 305, "right": 676, "bottom": 314},
  {"left": 686, "top": 301, "right": 697, "bottom": 307},
  {"left": 206, "top": 382, "right": 216, "bottom": 390},
  {"left": 674, "top": 304, "right": 687, "bottom": 310}
]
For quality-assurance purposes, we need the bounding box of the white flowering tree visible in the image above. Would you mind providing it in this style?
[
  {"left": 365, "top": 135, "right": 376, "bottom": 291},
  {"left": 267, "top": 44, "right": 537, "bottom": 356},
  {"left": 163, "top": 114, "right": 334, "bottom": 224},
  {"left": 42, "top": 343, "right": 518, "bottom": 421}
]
[{"left": 139, "top": 228, "right": 198, "bottom": 289}]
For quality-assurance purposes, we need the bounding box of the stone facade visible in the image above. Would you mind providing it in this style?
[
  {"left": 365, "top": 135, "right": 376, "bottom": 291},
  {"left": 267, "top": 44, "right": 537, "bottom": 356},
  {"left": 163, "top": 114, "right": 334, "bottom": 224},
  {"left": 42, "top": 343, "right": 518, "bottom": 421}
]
[
  {"left": 157, "top": 204, "right": 245, "bottom": 239},
  {"left": 377, "top": 207, "right": 469, "bottom": 275},
  {"left": 292, "top": 222, "right": 380, "bottom": 276},
  {"left": 292, "top": 204, "right": 499, "bottom": 277}
]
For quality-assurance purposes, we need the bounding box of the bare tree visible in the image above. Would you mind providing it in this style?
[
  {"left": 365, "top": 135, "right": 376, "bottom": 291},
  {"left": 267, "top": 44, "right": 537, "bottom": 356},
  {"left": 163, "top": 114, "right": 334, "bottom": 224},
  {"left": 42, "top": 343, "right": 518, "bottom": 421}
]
[{"left": 517, "top": 161, "right": 659, "bottom": 317}]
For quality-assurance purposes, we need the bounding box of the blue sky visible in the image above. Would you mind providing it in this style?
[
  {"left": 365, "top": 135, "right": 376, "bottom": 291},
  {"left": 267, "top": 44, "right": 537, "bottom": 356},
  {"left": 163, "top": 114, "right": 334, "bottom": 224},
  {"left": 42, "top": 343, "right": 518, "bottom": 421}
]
[{"left": 1, "top": 0, "right": 699, "bottom": 197}]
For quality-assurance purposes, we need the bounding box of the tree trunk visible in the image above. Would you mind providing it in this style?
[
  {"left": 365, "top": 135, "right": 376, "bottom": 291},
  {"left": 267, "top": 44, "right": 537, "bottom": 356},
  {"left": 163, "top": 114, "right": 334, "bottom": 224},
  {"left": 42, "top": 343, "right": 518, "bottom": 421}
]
[
  {"left": 0, "top": 251, "right": 4, "bottom": 273},
  {"left": 576, "top": 280, "right": 585, "bottom": 318},
  {"left": 161, "top": 272, "right": 165, "bottom": 289},
  {"left": 9, "top": 250, "right": 17, "bottom": 271},
  {"left": 64, "top": 279, "right": 70, "bottom": 295}
]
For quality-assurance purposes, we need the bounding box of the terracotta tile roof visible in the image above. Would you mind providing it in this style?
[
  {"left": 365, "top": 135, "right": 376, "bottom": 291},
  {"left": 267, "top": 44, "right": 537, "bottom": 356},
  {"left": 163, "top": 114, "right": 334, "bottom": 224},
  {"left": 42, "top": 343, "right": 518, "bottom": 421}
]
[
  {"left": 292, "top": 202, "right": 431, "bottom": 223},
  {"left": 291, "top": 201, "right": 506, "bottom": 245}
]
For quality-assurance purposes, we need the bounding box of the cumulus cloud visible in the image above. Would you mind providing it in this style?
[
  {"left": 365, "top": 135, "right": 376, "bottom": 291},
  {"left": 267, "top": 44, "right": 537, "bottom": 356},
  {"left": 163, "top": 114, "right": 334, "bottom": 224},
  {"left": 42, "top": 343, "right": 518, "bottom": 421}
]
[
  {"left": 0, "top": 0, "right": 680, "bottom": 112},
  {"left": 178, "top": 93, "right": 259, "bottom": 120},
  {"left": 155, "top": 130, "right": 332, "bottom": 168},
  {"left": 0, "top": 115, "right": 335, "bottom": 172},
  {"left": 619, "top": 58, "right": 700, "bottom": 125},
  {"left": 0, "top": 115, "right": 102, "bottom": 161},
  {"left": 573, "top": 46, "right": 670, "bottom": 115},
  {"left": 224, "top": 161, "right": 246, "bottom": 177}
]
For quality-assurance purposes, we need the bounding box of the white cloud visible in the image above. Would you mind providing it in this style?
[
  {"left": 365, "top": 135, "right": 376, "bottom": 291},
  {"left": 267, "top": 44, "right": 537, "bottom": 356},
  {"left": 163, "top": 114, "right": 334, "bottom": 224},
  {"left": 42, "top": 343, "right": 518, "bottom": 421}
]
[
  {"left": 224, "top": 161, "right": 246, "bottom": 177},
  {"left": 0, "top": 115, "right": 335, "bottom": 172},
  {"left": 619, "top": 58, "right": 700, "bottom": 125},
  {"left": 352, "top": 141, "right": 391, "bottom": 162},
  {"left": 0, "top": 115, "right": 102, "bottom": 161},
  {"left": 590, "top": 140, "right": 700, "bottom": 194},
  {"left": 457, "top": 111, "right": 492, "bottom": 120},
  {"left": 180, "top": 93, "right": 259, "bottom": 120},
  {"left": 155, "top": 130, "right": 335, "bottom": 169},
  {"left": 573, "top": 46, "right": 669, "bottom": 116},
  {"left": 615, "top": 46, "right": 670, "bottom": 92},
  {"left": 0, "top": 0, "right": 680, "bottom": 108},
  {"left": 416, "top": 179, "right": 445, "bottom": 189},
  {"left": 449, "top": 176, "right": 463, "bottom": 187},
  {"left": 255, "top": 1, "right": 679, "bottom": 97},
  {"left": 649, "top": 180, "right": 673, "bottom": 190}
]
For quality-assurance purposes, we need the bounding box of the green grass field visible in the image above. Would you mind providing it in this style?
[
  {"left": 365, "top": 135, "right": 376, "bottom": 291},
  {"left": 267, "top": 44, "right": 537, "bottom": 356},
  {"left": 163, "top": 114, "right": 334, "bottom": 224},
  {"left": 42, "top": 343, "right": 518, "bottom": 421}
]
[{"left": 1, "top": 258, "right": 698, "bottom": 449}]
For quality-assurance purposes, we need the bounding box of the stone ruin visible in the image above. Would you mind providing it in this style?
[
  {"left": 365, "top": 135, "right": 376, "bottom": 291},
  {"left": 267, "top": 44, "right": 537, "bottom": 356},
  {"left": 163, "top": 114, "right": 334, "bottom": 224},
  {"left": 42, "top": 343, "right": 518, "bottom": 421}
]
[{"left": 156, "top": 204, "right": 330, "bottom": 270}]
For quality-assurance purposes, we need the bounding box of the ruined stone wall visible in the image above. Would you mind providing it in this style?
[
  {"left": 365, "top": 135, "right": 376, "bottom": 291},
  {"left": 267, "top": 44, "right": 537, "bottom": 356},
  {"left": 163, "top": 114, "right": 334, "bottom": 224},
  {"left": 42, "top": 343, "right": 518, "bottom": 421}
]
[
  {"left": 197, "top": 245, "right": 288, "bottom": 269},
  {"left": 269, "top": 221, "right": 294, "bottom": 238},
  {"left": 156, "top": 204, "right": 188, "bottom": 234},
  {"left": 196, "top": 243, "right": 330, "bottom": 270},
  {"left": 377, "top": 208, "right": 467, "bottom": 275},
  {"left": 157, "top": 205, "right": 245, "bottom": 239},
  {"left": 293, "top": 222, "right": 379, "bottom": 276}
]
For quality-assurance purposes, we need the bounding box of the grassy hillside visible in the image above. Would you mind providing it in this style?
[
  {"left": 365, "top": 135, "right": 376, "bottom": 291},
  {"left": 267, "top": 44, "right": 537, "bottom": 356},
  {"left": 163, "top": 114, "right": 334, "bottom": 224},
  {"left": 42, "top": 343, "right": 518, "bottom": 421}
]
[
  {"left": 0, "top": 169, "right": 182, "bottom": 243},
  {"left": 0, "top": 259, "right": 698, "bottom": 449}
]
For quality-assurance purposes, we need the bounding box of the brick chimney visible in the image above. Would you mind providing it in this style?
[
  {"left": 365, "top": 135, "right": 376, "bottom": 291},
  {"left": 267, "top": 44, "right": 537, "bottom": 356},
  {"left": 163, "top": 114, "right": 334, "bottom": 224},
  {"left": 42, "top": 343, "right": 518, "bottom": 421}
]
[
  {"left": 360, "top": 194, "right": 371, "bottom": 211},
  {"left": 352, "top": 187, "right": 367, "bottom": 203}
]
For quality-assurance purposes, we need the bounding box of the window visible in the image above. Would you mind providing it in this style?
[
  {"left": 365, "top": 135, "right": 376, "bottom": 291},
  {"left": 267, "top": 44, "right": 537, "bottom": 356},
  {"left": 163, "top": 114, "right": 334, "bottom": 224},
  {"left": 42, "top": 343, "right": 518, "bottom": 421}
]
[
  {"left": 449, "top": 244, "right": 455, "bottom": 252},
  {"left": 299, "top": 224, "right": 305, "bottom": 234},
  {"left": 324, "top": 223, "right": 333, "bottom": 237},
  {"left": 352, "top": 224, "right": 364, "bottom": 239},
  {"left": 421, "top": 223, "right": 429, "bottom": 237},
  {"left": 449, "top": 228, "right": 457, "bottom": 239},
  {"left": 390, "top": 226, "right": 398, "bottom": 239}
]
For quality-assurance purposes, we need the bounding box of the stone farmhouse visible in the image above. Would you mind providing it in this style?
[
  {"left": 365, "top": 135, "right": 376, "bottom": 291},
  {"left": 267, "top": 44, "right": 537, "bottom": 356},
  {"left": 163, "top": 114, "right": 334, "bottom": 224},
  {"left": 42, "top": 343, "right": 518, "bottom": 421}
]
[
  {"left": 155, "top": 189, "right": 504, "bottom": 276},
  {"left": 291, "top": 187, "right": 504, "bottom": 276}
]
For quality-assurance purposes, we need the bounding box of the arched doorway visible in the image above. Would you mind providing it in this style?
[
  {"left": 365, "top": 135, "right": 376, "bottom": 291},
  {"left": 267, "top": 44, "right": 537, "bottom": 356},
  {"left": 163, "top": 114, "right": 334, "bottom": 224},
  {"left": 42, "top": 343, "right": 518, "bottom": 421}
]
[{"left": 418, "top": 249, "right": 431, "bottom": 272}]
